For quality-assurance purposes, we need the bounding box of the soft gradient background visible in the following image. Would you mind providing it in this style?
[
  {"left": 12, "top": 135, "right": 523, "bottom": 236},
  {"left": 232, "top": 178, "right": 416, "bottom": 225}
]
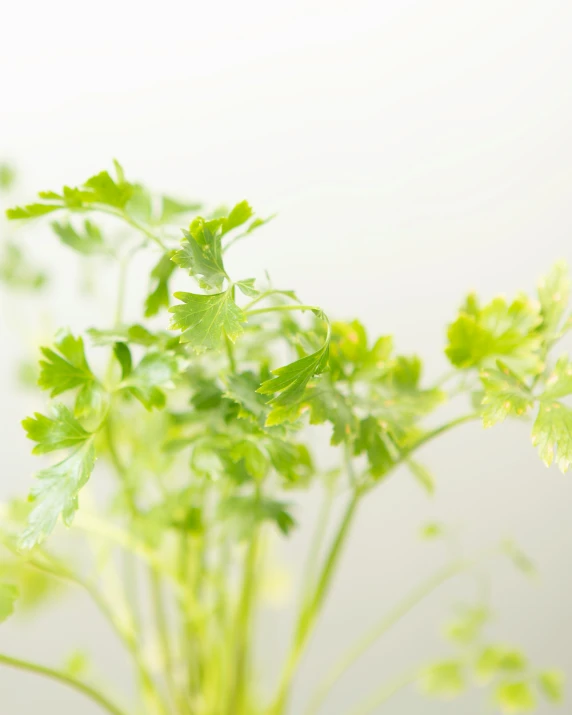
[{"left": 1, "top": 1, "right": 572, "bottom": 712}]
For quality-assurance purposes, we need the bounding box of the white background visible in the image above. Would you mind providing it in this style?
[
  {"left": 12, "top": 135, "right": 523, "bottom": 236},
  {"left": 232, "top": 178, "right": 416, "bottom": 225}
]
[{"left": 1, "top": 1, "right": 572, "bottom": 713}]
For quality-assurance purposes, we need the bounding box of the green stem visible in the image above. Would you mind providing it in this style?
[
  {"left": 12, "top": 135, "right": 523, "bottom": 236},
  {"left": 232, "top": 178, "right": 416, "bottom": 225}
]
[
  {"left": 345, "top": 671, "right": 418, "bottom": 715},
  {"left": 242, "top": 290, "right": 302, "bottom": 311},
  {"left": 150, "top": 569, "right": 180, "bottom": 711},
  {"left": 271, "top": 489, "right": 362, "bottom": 715},
  {"left": 305, "top": 559, "right": 471, "bottom": 715},
  {"left": 225, "top": 333, "right": 237, "bottom": 373},
  {"left": 230, "top": 522, "right": 261, "bottom": 714},
  {"left": 299, "top": 483, "right": 335, "bottom": 605},
  {"left": 0, "top": 652, "right": 128, "bottom": 715},
  {"left": 246, "top": 304, "right": 320, "bottom": 318}
]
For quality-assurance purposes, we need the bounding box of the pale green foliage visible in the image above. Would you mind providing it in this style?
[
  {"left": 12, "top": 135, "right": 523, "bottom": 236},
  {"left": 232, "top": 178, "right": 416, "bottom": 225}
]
[{"left": 1, "top": 164, "right": 569, "bottom": 714}]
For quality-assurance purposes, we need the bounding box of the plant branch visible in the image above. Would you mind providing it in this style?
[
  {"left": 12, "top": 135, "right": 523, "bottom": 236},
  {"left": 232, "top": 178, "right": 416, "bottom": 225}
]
[{"left": 0, "top": 652, "right": 128, "bottom": 715}]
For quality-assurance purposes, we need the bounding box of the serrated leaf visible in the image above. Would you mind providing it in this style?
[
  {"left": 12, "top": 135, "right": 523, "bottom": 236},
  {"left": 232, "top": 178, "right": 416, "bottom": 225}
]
[
  {"left": 169, "top": 289, "right": 245, "bottom": 352},
  {"left": 257, "top": 338, "right": 330, "bottom": 426},
  {"left": 172, "top": 218, "right": 228, "bottom": 290},
  {"left": 495, "top": 681, "right": 536, "bottom": 713},
  {"left": 224, "top": 372, "right": 268, "bottom": 422},
  {"left": 38, "top": 332, "right": 95, "bottom": 398},
  {"left": 20, "top": 440, "right": 96, "bottom": 549},
  {"left": 121, "top": 352, "right": 182, "bottom": 410},
  {"left": 538, "top": 670, "right": 564, "bottom": 703},
  {"left": 446, "top": 295, "right": 543, "bottom": 375},
  {"left": 479, "top": 361, "right": 534, "bottom": 427},
  {"left": 51, "top": 220, "right": 107, "bottom": 255},
  {"left": 305, "top": 379, "right": 357, "bottom": 445},
  {"left": 6, "top": 204, "right": 61, "bottom": 220},
  {"left": 0, "top": 583, "right": 18, "bottom": 623},
  {"left": 22, "top": 405, "right": 92, "bottom": 455},
  {"left": 532, "top": 401, "right": 572, "bottom": 472},
  {"left": 236, "top": 278, "right": 259, "bottom": 298},
  {"left": 144, "top": 251, "right": 177, "bottom": 317}
]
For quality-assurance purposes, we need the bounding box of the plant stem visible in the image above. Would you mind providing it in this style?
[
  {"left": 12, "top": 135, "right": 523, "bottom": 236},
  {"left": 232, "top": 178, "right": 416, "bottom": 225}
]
[
  {"left": 230, "top": 527, "right": 261, "bottom": 714},
  {"left": 270, "top": 488, "right": 362, "bottom": 714},
  {"left": 246, "top": 304, "right": 320, "bottom": 318},
  {"left": 150, "top": 568, "right": 180, "bottom": 711},
  {"left": 305, "top": 559, "right": 471, "bottom": 715},
  {"left": 0, "top": 652, "right": 128, "bottom": 715},
  {"left": 299, "top": 484, "right": 335, "bottom": 605}
]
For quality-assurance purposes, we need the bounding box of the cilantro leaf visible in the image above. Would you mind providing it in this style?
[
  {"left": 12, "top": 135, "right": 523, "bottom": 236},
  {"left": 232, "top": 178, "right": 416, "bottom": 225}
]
[
  {"left": 145, "top": 251, "right": 177, "bottom": 317},
  {"left": 6, "top": 204, "right": 61, "bottom": 220},
  {"left": 446, "top": 295, "right": 543, "bottom": 375},
  {"left": 305, "top": 378, "right": 357, "bottom": 445},
  {"left": 169, "top": 289, "right": 245, "bottom": 352},
  {"left": 22, "top": 405, "right": 92, "bottom": 455},
  {"left": 0, "top": 583, "right": 19, "bottom": 623},
  {"left": 38, "top": 332, "right": 95, "bottom": 397},
  {"left": 476, "top": 646, "right": 527, "bottom": 683},
  {"left": 172, "top": 218, "right": 228, "bottom": 291},
  {"left": 20, "top": 440, "right": 96, "bottom": 549},
  {"left": 224, "top": 371, "right": 269, "bottom": 423},
  {"left": 235, "top": 278, "right": 259, "bottom": 298},
  {"left": 121, "top": 352, "right": 183, "bottom": 410},
  {"left": 257, "top": 336, "right": 330, "bottom": 426},
  {"left": 51, "top": 220, "right": 107, "bottom": 255},
  {"left": 532, "top": 357, "right": 572, "bottom": 471},
  {"left": 354, "top": 416, "right": 395, "bottom": 478},
  {"left": 479, "top": 361, "right": 534, "bottom": 428}
]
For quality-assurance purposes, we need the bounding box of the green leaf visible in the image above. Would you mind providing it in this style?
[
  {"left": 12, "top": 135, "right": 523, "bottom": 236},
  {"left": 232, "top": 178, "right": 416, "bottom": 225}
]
[
  {"left": 257, "top": 337, "right": 330, "bottom": 426},
  {"left": 538, "top": 261, "right": 570, "bottom": 337},
  {"left": 0, "top": 583, "right": 19, "bottom": 623},
  {"left": 479, "top": 361, "right": 534, "bottom": 427},
  {"left": 169, "top": 289, "right": 245, "bottom": 352},
  {"left": 221, "top": 200, "right": 253, "bottom": 234},
  {"left": 538, "top": 670, "right": 564, "bottom": 703},
  {"left": 236, "top": 278, "right": 259, "bottom": 298},
  {"left": 51, "top": 220, "right": 107, "bottom": 255},
  {"left": 113, "top": 342, "right": 132, "bottom": 380},
  {"left": 172, "top": 218, "right": 228, "bottom": 290},
  {"left": 121, "top": 352, "right": 183, "bottom": 410},
  {"left": 20, "top": 440, "right": 96, "bottom": 549},
  {"left": 160, "top": 196, "right": 202, "bottom": 223},
  {"left": 38, "top": 332, "right": 95, "bottom": 398},
  {"left": 445, "top": 606, "right": 489, "bottom": 645},
  {"left": 476, "top": 646, "right": 527, "bottom": 683},
  {"left": 145, "top": 251, "right": 177, "bottom": 317},
  {"left": 218, "top": 495, "right": 296, "bottom": 538},
  {"left": 22, "top": 405, "right": 92, "bottom": 455},
  {"left": 420, "top": 660, "right": 465, "bottom": 699},
  {"left": 224, "top": 371, "right": 269, "bottom": 423},
  {"left": 305, "top": 379, "right": 357, "bottom": 445},
  {"left": 407, "top": 459, "right": 435, "bottom": 495},
  {"left": 354, "top": 416, "right": 394, "bottom": 477},
  {"left": 83, "top": 169, "right": 133, "bottom": 208},
  {"left": 532, "top": 400, "right": 572, "bottom": 472},
  {"left": 494, "top": 681, "right": 536, "bottom": 713},
  {"left": 230, "top": 441, "right": 269, "bottom": 480},
  {"left": 446, "top": 295, "right": 543, "bottom": 375},
  {"left": 6, "top": 204, "right": 61, "bottom": 220}
]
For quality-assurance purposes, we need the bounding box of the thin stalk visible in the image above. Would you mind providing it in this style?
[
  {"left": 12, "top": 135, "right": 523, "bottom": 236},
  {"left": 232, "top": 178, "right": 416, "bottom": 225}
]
[
  {"left": 270, "top": 489, "right": 362, "bottom": 715},
  {"left": 242, "top": 290, "right": 302, "bottom": 312},
  {"left": 246, "top": 304, "right": 320, "bottom": 318},
  {"left": 0, "top": 652, "right": 128, "bottom": 715},
  {"left": 305, "top": 559, "right": 471, "bottom": 715},
  {"left": 271, "top": 412, "right": 479, "bottom": 713},
  {"left": 149, "top": 569, "right": 181, "bottom": 711},
  {"left": 299, "top": 484, "right": 335, "bottom": 605}
]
